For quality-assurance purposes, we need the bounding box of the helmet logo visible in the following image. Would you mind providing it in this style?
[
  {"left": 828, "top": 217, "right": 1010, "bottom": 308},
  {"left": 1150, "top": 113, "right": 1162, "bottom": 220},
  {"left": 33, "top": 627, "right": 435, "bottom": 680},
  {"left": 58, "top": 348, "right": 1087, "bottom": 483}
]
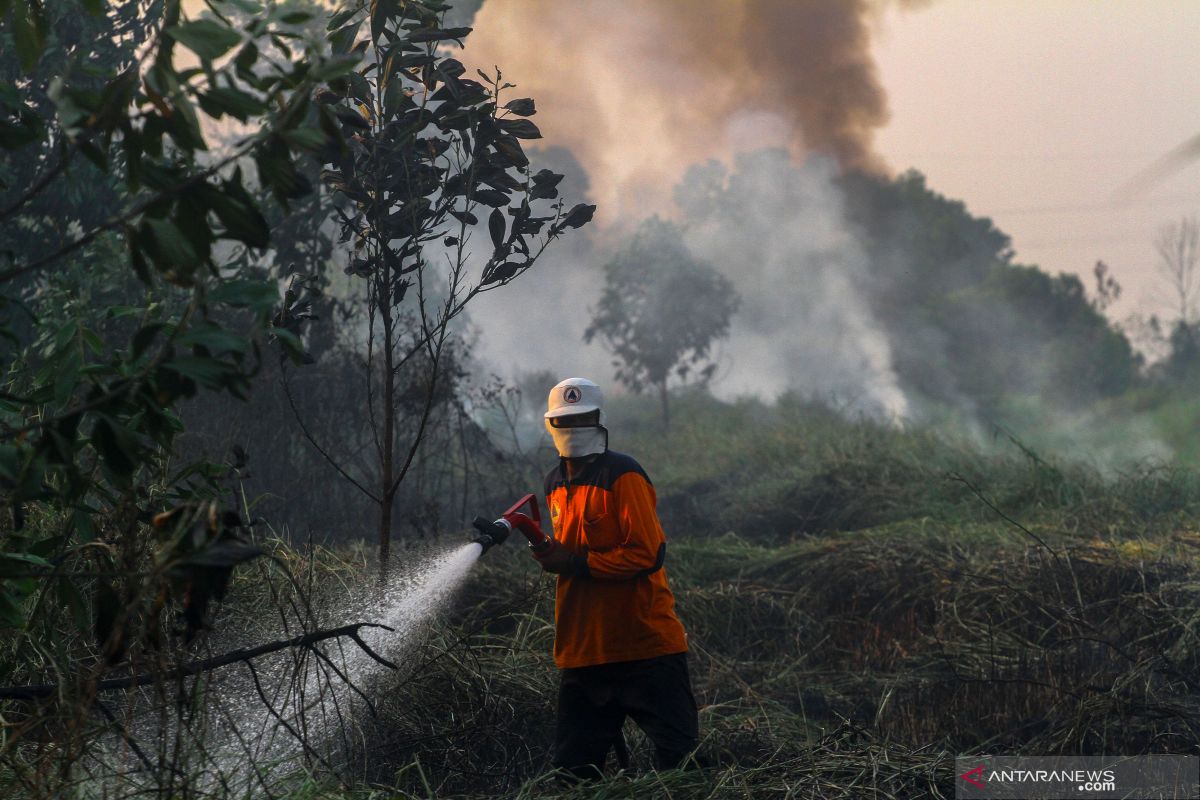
[{"left": 563, "top": 386, "right": 582, "bottom": 403}]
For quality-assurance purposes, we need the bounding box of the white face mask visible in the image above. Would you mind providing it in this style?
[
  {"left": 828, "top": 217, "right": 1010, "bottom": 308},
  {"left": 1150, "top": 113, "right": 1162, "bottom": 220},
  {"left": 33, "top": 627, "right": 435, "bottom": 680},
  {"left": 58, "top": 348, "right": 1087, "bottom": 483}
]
[{"left": 548, "top": 425, "right": 607, "bottom": 458}]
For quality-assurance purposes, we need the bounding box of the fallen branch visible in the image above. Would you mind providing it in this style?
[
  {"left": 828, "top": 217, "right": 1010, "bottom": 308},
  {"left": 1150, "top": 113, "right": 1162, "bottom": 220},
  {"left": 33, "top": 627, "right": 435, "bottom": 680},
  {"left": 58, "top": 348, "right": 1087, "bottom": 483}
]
[{"left": 0, "top": 622, "right": 396, "bottom": 701}]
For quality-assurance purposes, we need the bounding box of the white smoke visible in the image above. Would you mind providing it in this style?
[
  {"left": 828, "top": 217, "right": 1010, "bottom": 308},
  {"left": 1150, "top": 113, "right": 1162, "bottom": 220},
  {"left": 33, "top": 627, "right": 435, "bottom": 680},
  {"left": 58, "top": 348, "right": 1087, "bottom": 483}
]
[
  {"left": 678, "top": 150, "right": 908, "bottom": 416},
  {"left": 469, "top": 149, "right": 909, "bottom": 418}
]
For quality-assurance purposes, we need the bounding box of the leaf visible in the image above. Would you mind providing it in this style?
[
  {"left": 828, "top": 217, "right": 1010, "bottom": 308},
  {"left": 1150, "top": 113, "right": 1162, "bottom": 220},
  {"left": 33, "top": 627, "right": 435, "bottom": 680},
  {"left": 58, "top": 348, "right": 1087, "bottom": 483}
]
[
  {"left": 92, "top": 417, "right": 139, "bottom": 477},
  {"left": 0, "top": 108, "right": 42, "bottom": 149},
  {"left": 483, "top": 260, "right": 520, "bottom": 285},
  {"left": 488, "top": 207, "right": 505, "bottom": 250},
  {"left": 407, "top": 26, "right": 471, "bottom": 43},
  {"left": 328, "top": 23, "right": 359, "bottom": 56},
  {"left": 503, "top": 98, "right": 536, "bottom": 117},
  {"left": 11, "top": 1, "right": 46, "bottom": 73},
  {"left": 493, "top": 135, "right": 528, "bottom": 168},
  {"left": 335, "top": 108, "right": 371, "bottom": 130},
  {"left": 143, "top": 217, "right": 200, "bottom": 274},
  {"left": 0, "top": 552, "right": 51, "bottom": 578},
  {"left": 497, "top": 118, "right": 541, "bottom": 139},
  {"left": 199, "top": 86, "right": 265, "bottom": 121},
  {"left": 369, "top": 0, "right": 396, "bottom": 43},
  {"left": 233, "top": 40, "right": 258, "bottom": 79},
  {"left": 131, "top": 323, "right": 165, "bottom": 359},
  {"left": 558, "top": 203, "right": 596, "bottom": 230},
  {"left": 326, "top": 5, "right": 358, "bottom": 30},
  {"left": 208, "top": 185, "right": 270, "bottom": 248},
  {"left": 81, "top": 328, "right": 105, "bottom": 355},
  {"left": 449, "top": 209, "right": 478, "bottom": 226},
  {"left": 281, "top": 127, "right": 329, "bottom": 152},
  {"left": 53, "top": 350, "right": 81, "bottom": 406},
  {"left": 473, "top": 189, "right": 508, "bottom": 207},
  {"left": 167, "top": 19, "right": 243, "bottom": 61},
  {"left": 210, "top": 278, "right": 279, "bottom": 309}
]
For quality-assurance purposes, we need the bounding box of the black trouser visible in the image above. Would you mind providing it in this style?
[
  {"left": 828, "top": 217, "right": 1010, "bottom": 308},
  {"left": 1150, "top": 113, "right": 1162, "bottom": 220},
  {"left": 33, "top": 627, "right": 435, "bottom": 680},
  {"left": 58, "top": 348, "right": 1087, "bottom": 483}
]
[{"left": 553, "top": 651, "right": 699, "bottom": 779}]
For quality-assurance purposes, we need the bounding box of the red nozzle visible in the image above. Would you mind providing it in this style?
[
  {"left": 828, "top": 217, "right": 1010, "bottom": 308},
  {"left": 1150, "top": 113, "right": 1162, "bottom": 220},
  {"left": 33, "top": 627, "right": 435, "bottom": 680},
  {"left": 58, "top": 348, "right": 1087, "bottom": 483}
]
[
  {"left": 503, "top": 493, "right": 541, "bottom": 526},
  {"left": 500, "top": 494, "right": 550, "bottom": 551},
  {"left": 502, "top": 511, "right": 550, "bottom": 550}
]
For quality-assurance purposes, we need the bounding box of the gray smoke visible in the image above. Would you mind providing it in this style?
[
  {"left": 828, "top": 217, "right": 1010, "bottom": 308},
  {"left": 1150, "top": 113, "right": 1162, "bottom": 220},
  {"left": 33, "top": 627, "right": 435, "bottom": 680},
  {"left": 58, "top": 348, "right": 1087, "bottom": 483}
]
[{"left": 677, "top": 151, "right": 907, "bottom": 415}]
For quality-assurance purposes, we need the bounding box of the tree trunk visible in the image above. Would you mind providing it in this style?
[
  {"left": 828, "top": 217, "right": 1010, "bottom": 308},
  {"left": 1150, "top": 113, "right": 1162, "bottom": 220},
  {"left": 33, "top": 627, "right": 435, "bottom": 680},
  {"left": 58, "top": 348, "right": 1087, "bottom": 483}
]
[
  {"left": 659, "top": 380, "right": 670, "bottom": 431},
  {"left": 379, "top": 275, "right": 395, "bottom": 585}
]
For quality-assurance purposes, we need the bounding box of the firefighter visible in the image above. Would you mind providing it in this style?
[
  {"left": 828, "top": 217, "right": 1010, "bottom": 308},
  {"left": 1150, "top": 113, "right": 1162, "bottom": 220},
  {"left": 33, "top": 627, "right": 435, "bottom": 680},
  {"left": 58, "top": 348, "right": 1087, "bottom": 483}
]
[{"left": 531, "top": 376, "right": 698, "bottom": 779}]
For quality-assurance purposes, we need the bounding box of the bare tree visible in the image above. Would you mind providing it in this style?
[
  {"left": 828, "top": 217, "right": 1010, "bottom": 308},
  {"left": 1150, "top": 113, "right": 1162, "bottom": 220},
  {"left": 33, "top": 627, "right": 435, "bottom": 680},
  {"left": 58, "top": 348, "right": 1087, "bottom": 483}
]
[{"left": 1155, "top": 215, "right": 1200, "bottom": 325}]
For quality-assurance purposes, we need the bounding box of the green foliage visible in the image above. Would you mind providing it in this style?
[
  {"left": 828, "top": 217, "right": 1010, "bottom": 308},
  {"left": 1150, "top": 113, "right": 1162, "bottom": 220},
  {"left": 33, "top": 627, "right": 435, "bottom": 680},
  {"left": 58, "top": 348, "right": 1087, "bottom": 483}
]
[
  {"left": 313, "top": 5, "right": 591, "bottom": 292},
  {"left": 0, "top": 0, "right": 353, "bottom": 710},
  {"left": 937, "top": 264, "right": 1140, "bottom": 409},
  {"left": 841, "top": 168, "right": 1140, "bottom": 417},
  {"left": 585, "top": 218, "right": 737, "bottom": 425}
]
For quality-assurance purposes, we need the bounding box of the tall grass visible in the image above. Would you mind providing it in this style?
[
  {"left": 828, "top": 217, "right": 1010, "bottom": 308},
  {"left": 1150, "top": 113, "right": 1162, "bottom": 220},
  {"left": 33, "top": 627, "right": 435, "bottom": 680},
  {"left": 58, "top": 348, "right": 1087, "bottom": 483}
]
[{"left": 10, "top": 394, "right": 1200, "bottom": 798}]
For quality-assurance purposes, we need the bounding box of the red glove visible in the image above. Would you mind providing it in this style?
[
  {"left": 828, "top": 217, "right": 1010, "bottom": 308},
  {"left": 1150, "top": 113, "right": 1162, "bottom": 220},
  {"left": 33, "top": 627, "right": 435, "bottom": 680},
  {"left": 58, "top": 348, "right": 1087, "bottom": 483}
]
[{"left": 532, "top": 538, "right": 589, "bottom": 576}]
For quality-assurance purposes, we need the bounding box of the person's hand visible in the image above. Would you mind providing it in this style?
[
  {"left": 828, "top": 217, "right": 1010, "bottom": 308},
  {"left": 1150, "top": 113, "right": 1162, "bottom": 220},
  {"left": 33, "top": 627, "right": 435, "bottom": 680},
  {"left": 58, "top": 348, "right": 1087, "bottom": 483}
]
[{"left": 532, "top": 539, "right": 587, "bottom": 575}]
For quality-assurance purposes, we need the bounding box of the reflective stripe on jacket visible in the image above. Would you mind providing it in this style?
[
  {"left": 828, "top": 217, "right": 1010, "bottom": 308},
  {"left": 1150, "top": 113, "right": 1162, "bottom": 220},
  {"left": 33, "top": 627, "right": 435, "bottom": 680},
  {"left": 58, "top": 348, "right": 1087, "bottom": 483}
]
[{"left": 544, "top": 450, "right": 688, "bottom": 669}]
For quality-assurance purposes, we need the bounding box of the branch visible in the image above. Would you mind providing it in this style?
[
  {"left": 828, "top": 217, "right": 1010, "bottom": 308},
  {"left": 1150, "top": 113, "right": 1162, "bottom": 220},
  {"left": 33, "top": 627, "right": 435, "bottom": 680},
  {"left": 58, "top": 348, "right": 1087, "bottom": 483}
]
[
  {"left": 0, "top": 622, "right": 395, "bottom": 701},
  {"left": 281, "top": 367, "right": 382, "bottom": 503},
  {"left": 947, "top": 472, "right": 1062, "bottom": 560}
]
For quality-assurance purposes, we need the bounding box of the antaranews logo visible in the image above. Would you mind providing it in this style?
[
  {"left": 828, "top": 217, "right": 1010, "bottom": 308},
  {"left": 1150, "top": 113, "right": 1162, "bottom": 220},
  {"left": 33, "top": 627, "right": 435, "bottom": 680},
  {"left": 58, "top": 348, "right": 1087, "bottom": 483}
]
[
  {"left": 955, "top": 755, "right": 1197, "bottom": 799},
  {"left": 960, "top": 764, "right": 985, "bottom": 789}
]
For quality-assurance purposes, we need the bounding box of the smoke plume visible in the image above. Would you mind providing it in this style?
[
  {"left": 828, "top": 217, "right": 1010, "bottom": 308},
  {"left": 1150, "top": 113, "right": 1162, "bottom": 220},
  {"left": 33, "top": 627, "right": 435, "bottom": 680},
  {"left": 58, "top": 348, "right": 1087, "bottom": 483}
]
[
  {"left": 462, "top": 1, "right": 930, "bottom": 418},
  {"left": 463, "top": 0, "right": 924, "bottom": 221}
]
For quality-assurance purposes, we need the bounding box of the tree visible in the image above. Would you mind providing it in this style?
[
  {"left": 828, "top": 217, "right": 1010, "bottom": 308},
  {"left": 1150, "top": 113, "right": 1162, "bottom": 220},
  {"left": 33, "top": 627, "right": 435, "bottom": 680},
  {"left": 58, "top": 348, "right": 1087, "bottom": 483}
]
[
  {"left": 0, "top": 0, "right": 377, "bottom": 792},
  {"left": 1155, "top": 215, "right": 1200, "bottom": 326},
  {"left": 585, "top": 218, "right": 738, "bottom": 428},
  {"left": 278, "top": 0, "right": 593, "bottom": 578}
]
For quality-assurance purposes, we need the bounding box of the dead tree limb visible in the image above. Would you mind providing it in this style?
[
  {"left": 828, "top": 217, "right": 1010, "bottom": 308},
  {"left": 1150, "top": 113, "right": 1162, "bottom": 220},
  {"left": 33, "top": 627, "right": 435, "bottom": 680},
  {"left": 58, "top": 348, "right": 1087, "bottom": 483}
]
[{"left": 0, "top": 623, "right": 396, "bottom": 701}]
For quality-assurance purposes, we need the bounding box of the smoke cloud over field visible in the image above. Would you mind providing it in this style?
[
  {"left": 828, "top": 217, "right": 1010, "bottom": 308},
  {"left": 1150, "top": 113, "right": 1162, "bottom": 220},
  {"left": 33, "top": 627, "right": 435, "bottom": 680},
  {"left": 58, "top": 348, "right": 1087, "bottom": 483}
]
[{"left": 460, "top": 1, "right": 929, "bottom": 416}]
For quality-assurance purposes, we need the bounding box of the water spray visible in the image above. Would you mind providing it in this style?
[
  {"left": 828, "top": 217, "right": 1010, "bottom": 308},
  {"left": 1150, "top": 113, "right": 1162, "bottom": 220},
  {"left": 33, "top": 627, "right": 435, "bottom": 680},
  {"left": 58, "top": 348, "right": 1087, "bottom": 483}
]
[{"left": 471, "top": 493, "right": 551, "bottom": 554}]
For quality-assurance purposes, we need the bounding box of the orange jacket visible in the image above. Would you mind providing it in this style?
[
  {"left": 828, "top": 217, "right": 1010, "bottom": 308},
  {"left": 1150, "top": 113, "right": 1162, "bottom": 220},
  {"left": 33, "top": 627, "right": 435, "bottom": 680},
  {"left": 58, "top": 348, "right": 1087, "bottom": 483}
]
[{"left": 543, "top": 450, "right": 688, "bottom": 669}]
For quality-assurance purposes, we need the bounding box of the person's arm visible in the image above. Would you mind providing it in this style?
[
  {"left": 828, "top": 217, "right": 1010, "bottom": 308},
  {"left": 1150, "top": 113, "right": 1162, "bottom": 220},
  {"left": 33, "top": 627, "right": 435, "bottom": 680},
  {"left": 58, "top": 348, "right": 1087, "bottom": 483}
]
[{"left": 582, "top": 472, "right": 667, "bottom": 580}]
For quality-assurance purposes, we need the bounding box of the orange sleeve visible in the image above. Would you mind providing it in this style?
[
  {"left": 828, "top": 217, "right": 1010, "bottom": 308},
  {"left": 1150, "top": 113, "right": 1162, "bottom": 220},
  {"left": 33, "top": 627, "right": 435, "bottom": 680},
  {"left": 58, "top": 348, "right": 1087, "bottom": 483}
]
[{"left": 583, "top": 472, "right": 667, "bottom": 580}]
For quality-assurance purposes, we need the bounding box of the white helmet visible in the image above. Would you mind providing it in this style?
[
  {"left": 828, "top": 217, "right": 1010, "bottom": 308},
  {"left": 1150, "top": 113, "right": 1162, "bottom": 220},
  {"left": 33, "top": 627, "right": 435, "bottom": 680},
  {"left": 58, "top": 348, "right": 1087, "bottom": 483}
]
[{"left": 545, "top": 377, "right": 607, "bottom": 458}]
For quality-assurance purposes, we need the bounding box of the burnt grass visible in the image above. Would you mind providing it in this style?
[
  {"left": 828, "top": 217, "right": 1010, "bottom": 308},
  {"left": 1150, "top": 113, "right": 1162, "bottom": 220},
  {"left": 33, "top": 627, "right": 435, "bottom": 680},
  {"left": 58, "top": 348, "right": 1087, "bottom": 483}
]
[{"left": 331, "top": 393, "right": 1200, "bottom": 798}]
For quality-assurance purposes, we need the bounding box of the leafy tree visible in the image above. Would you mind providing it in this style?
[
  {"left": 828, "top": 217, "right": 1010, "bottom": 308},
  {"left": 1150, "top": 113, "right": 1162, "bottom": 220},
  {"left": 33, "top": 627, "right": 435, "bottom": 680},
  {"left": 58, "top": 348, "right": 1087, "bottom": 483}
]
[
  {"left": 270, "top": 1, "right": 593, "bottom": 577},
  {"left": 585, "top": 218, "right": 738, "bottom": 428},
  {"left": 837, "top": 168, "right": 1142, "bottom": 416},
  {"left": 0, "top": 0, "right": 376, "bottom": 790}
]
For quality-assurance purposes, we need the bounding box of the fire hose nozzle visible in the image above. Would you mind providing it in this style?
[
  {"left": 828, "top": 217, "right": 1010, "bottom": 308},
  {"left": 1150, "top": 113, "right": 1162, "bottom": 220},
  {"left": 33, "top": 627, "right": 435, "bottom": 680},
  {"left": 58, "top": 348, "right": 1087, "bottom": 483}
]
[
  {"left": 471, "top": 493, "right": 552, "bottom": 555},
  {"left": 471, "top": 516, "right": 511, "bottom": 553}
]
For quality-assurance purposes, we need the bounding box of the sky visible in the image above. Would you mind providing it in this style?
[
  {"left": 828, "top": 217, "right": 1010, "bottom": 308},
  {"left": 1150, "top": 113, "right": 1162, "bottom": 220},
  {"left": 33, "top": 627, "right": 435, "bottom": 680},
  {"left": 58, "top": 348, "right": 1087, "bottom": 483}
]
[
  {"left": 872, "top": 0, "right": 1200, "bottom": 321},
  {"left": 452, "top": 0, "right": 1200, "bottom": 387}
]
